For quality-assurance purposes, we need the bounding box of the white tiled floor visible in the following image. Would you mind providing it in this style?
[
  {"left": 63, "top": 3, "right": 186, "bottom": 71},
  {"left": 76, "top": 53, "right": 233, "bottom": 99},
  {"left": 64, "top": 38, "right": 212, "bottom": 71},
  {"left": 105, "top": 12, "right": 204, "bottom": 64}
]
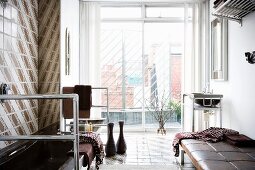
[
  {"left": 101, "top": 132, "right": 177, "bottom": 165},
  {"left": 89, "top": 128, "right": 195, "bottom": 170}
]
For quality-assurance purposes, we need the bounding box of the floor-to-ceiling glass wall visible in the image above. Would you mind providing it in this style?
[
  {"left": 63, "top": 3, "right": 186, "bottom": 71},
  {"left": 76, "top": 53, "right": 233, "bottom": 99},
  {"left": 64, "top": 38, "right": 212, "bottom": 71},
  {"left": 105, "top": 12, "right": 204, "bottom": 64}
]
[
  {"left": 143, "top": 22, "right": 183, "bottom": 129},
  {"left": 101, "top": 22, "right": 143, "bottom": 126},
  {"left": 100, "top": 4, "right": 192, "bottom": 130}
]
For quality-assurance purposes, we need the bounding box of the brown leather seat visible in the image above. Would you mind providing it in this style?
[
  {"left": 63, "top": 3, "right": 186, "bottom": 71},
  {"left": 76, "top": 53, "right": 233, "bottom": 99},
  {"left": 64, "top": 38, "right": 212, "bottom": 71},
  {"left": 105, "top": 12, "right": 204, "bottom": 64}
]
[
  {"left": 181, "top": 139, "right": 255, "bottom": 170},
  {"left": 208, "top": 142, "right": 242, "bottom": 152},
  {"left": 191, "top": 151, "right": 225, "bottom": 162},
  {"left": 184, "top": 143, "right": 215, "bottom": 152},
  {"left": 219, "top": 151, "right": 254, "bottom": 161},
  {"left": 231, "top": 161, "right": 255, "bottom": 170},
  {"left": 198, "top": 160, "right": 236, "bottom": 170}
]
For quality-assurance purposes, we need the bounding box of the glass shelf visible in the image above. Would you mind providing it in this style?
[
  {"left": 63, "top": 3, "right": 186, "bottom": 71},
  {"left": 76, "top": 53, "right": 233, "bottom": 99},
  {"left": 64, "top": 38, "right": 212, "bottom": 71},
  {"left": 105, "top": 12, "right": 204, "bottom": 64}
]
[{"left": 193, "top": 105, "right": 221, "bottom": 110}]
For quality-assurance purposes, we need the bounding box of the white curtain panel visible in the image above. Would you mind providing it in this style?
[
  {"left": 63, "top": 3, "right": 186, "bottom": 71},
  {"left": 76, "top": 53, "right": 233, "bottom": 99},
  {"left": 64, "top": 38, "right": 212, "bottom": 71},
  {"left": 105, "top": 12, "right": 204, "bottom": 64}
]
[
  {"left": 80, "top": 2, "right": 102, "bottom": 118},
  {"left": 79, "top": 2, "right": 101, "bottom": 86},
  {"left": 183, "top": 1, "right": 209, "bottom": 94},
  {"left": 182, "top": 1, "right": 210, "bottom": 131}
]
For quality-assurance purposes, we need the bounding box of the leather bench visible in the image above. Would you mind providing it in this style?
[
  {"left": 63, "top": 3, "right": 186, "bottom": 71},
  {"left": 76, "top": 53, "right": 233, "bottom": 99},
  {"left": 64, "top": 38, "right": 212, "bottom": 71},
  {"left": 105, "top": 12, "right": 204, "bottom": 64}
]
[{"left": 180, "top": 139, "right": 255, "bottom": 170}]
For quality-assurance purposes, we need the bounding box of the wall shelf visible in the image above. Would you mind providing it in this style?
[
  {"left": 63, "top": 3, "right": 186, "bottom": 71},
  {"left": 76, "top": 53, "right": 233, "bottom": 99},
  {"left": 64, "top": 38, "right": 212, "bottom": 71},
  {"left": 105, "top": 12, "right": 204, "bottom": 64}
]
[{"left": 212, "top": 0, "right": 255, "bottom": 25}]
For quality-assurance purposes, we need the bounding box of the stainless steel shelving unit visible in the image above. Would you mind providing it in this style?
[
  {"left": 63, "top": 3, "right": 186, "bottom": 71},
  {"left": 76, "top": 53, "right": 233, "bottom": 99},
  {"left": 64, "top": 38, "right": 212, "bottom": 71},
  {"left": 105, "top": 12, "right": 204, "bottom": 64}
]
[
  {"left": 212, "top": 0, "right": 255, "bottom": 25},
  {"left": 63, "top": 87, "right": 109, "bottom": 132},
  {"left": 182, "top": 93, "right": 223, "bottom": 132},
  {"left": 0, "top": 94, "right": 80, "bottom": 170},
  {"left": 92, "top": 87, "right": 109, "bottom": 123}
]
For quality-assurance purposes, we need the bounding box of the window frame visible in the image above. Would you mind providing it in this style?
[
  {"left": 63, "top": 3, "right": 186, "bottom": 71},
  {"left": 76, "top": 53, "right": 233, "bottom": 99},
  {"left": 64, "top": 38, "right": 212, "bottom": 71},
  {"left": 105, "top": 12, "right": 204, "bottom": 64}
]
[
  {"left": 99, "top": 2, "right": 192, "bottom": 127},
  {"left": 100, "top": 3, "right": 192, "bottom": 23}
]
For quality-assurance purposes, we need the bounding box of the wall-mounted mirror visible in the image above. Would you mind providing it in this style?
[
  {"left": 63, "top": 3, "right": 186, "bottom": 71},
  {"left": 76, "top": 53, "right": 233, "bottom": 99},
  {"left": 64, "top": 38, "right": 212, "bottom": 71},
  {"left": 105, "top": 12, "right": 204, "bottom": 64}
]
[{"left": 211, "top": 18, "right": 228, "bottom": 81}]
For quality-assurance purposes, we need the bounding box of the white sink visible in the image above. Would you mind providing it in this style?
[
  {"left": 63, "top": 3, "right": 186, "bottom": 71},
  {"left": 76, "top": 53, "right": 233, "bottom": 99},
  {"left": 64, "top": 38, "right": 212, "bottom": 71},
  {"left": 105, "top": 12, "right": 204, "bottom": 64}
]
[{"left": 190, "top": 93, "right": 223, "bottom": 107}]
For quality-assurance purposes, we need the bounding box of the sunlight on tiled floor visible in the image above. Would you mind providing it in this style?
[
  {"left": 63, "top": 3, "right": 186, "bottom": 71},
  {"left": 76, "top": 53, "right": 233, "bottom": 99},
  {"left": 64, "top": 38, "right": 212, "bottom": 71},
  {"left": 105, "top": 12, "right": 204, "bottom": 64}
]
[
  {"left": 89, "top": 128, "right": 195, "bottom": 170},
  {"left": 101, "top": 132, "right": 177, "bottom": 165}
]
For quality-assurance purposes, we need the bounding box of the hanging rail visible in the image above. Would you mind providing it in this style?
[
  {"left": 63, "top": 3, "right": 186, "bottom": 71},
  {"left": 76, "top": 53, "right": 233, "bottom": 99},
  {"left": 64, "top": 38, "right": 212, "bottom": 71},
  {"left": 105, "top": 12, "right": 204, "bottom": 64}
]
[
  {"left": 212, "top": 0, "right": 255, "bottom": 25},
  {"left": 0, "top": 94, "right": 80, "bottom": 170}
]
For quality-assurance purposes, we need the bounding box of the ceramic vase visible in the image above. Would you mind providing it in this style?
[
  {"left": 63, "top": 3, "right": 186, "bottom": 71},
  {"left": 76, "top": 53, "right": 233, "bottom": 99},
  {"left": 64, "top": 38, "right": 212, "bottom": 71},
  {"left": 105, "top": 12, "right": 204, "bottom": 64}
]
[
  {"left": 116, "top": 121, "right": 127, "bottom": 154},
  {"left": 105, "top": 123, "right": 116, "bottom": 157}
]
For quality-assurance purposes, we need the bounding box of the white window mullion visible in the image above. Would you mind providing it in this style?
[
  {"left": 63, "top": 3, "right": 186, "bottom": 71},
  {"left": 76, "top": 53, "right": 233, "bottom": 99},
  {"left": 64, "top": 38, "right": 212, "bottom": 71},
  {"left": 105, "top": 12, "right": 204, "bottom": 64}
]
[{"left": 141, "top": 3, "right": 146, "bottom": 129}]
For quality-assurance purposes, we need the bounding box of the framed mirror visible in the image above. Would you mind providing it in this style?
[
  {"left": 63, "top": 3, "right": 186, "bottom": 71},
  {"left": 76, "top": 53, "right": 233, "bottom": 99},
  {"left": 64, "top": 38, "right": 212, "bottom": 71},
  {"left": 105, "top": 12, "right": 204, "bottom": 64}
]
[{"left": 211, "top": 18, "right": 228, "bottom": 81}]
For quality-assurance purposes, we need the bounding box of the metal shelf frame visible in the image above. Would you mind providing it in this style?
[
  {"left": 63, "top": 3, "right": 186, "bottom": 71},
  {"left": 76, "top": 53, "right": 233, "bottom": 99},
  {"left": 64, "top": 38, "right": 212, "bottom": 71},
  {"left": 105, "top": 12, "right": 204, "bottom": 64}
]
[
  {"left": 63, "top": 87, "right": 109, "bottom": 132},
  {"left": 212, "top": 0, "right": 255, "bottom": 25},
  {"left": 92, "top": 87, "right": 109, "bottom": 123},
  {"left": 0, "top": 94, "right": 80, "bottom": 170},
  {"left": 182, "top": 94, "right": 223, "bottom": 132}
]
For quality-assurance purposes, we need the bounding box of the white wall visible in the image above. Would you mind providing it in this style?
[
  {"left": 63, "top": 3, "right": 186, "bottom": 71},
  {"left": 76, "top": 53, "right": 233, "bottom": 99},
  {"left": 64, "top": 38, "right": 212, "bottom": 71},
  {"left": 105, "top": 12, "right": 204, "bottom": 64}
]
[
  {"left": 210, "top": 1, "right": 255, "bottom": 138},
  {"left": 59, "top": 0, "right": 80, "bottom": 131},
  {"left": 60, "top": 0, "right": 80, "bottom": 87}
]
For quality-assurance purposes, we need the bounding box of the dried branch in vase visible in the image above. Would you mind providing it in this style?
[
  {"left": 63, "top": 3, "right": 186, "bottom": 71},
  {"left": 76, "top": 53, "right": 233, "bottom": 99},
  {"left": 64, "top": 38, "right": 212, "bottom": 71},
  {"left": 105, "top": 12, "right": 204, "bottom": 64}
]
[{"left": 145, "top": 91, "right": 175, "bottom": 135}]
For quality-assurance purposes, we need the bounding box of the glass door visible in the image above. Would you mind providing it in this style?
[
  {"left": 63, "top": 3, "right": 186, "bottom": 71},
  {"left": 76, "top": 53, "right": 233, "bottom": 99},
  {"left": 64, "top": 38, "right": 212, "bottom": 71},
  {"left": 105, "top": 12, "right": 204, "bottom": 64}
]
[
  {"left": 143, "top": 23, "right": 183, "bottom": 129},
  {"left": 99, "top": 4, "right": 190, "bottom": 130},
  {"left": 100, "top": 22, "right": 143, "bottom": 127}
]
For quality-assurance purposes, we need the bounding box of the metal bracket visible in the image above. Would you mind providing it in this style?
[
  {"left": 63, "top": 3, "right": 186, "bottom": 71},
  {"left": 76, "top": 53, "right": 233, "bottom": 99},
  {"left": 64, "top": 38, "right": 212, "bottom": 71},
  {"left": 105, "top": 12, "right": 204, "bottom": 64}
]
[
  {"left": 0, "top": 0, "right": 8, "bottom": 9},
  {"left": 0, "top": 83, "right": 10, "bottom": 102},
  {"left": 212, "top": 13, "right": 242, "bottom": 26},
  {"left": 1, "top": 83, "right": 10, "bottom": 94}
]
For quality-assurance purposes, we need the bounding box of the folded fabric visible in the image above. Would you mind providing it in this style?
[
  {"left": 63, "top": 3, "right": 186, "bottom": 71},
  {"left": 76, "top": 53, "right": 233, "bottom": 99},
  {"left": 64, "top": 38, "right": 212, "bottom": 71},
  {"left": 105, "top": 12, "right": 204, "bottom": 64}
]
[
  {"left": 79, "top": 132, "right": 104, "bottom": 156},
  {"left": 172, "top": 132, "right": 196, "bottom": 157},
  {"left": 67, "top": 143, "right": 94, "bottom": 168},
  {"left": 63, "top": 87, "right": 75, "bottom": 119},
  {"left": 67, "top": 132, "right": 104, "bottom": 169},
  {"left": 63, "top": 85, "right": 92, "bottom": 119},
  {"left": 192, "top": 127, "right": 239, "bottom": 143},
  {"left": 74, "top": 85, "right": 92, "bottom": 110},
  {"left": 225, "top": 134, "right": 255, "bottom": 147}
]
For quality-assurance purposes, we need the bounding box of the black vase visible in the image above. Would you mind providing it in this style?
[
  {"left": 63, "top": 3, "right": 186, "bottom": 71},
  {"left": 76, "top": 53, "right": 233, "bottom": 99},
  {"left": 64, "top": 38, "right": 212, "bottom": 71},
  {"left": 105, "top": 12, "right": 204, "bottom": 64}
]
[
  {"left": 105, "top": 123, "right": 116, "bottom": 157},
  {"left": 116, "top": 121, "right": 127, "bottom": 154}
]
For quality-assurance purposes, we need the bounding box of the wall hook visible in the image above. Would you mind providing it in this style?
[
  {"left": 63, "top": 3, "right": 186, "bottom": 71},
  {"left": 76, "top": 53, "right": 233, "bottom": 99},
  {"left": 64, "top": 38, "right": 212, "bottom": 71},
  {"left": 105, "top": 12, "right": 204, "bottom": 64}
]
[
  {"left": 0, "top": 83, "right": 10, "bottom": 102},
  {"left": 245, "top": 51, "right": 255, "bottom": 64}
]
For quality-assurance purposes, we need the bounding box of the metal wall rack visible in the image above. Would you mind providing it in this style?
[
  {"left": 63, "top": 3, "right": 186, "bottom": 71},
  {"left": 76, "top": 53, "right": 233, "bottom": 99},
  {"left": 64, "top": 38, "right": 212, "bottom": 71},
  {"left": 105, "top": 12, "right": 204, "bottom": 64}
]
[
  {"left": 182, "top": 93, "right": 223, "bottom": 132},
  {"left": 212, "top": 0, "right": 255, "bottom": 25},
  {"left": 0, "top": 94, "right": 80, "bottom": 170},
  {"left": 92, "top": 87, "right": 109, "bottom": 123},
  {"left": 63, "top": 87, "right": 109, "bottom": 132}
]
